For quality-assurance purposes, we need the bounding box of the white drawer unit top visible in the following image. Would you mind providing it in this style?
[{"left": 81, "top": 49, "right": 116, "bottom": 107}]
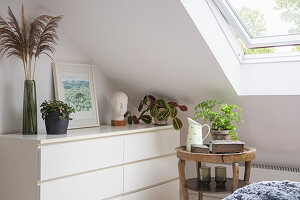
[{"left": 0, "top": 125, "right": 174, "bottom": 145}]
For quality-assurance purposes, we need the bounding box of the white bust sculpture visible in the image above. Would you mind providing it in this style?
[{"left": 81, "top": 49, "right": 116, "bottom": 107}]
[{"left": 110, "top": 91, "right": 128, "bottom": 121}]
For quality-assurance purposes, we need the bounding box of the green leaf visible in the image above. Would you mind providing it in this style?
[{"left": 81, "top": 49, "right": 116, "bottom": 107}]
[
  {"left": 173, "top": 117, "right": 183, "bottom": 130},
  {"left": 40, "top": 100, "right": 75, "bottom": 120},
  {"left": 138, "top": 103, "right": 143, "bottom": 112},
  {"left": 127, "top": 116, "right": 133, "bottom": 125},
  {"left": 156, "top": 99, "right": 166, "bottom": 107},
  {"left": 156, "top": 109, "right": 170, "bottom": 121},
  {"left": 150, "top": 105, "right": 158, "bottom": 117},
  {"left": 170, "top": 107, "right": 178, "bottom": 118},
  {"left": 142, "top": 96, "right": 148, "bottom": 104},
  {"left": 166, "top": 103, "right": 174, "bottom": 110},
  {"left": 141, "top": 115, "right": 152, "bottom": 124},
  {"left": 194, "top": 99, "right": 242, "bottom": 139}
]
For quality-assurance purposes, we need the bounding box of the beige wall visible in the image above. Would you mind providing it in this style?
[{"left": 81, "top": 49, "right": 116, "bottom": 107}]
[
  {"left": 1, "top": 0, "right": 299, "bottom": 173},
  {"left": 0, "top": 0, "right": 117, "bottom": 133}
]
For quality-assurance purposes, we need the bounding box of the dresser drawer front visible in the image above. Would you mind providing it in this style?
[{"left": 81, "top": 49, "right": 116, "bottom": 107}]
[
  {"left": 124, "top": 129, "right": 179, "bottom": 163},
  {"left": 124, "top": 156, "right": 178, "bottom": 193},
  {"left": 40, "top": 136, "right": 123, "bottom": 180},
  {"left": 112, "top": 198, "right": 123, "bottom": 200},
  {"left": 40, "top": 166, "right": 123, "bottom": 200},
  {"left": 124, "top": 180, "right": 179, "bottom": 200}
]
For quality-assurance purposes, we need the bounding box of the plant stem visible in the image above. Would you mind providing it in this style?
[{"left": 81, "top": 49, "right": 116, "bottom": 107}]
[
  {"left": 28, "top": 55, "right": 32, "bottom": 80},
  {"left": 22, "top": 61, "right": 27, "bottom": 80},
  {"left": 32, "top": 57, "right": 37, "bottom": 80}
]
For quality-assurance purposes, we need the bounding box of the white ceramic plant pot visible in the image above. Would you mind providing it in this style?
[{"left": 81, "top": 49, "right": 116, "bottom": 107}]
[{"left": 186, "top": 118, "right": 211, "bottom": 151}]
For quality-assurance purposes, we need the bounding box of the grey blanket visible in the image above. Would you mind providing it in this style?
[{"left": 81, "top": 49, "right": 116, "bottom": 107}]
[{"left": 223, "top": 181, "right": 300, "bottom": 200}]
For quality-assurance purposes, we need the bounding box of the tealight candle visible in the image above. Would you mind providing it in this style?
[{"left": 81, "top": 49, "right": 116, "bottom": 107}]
[
  {"left": 199, "top": 166, "right": 211, "bottom": 183},
  {"left": 215, "top": 166, "right": 227, "bottom": 183}
]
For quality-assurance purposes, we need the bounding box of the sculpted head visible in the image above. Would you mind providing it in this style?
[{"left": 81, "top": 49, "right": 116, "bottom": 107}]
[{"left": 110, "top": 91, "right": 128, "bottom": 121}]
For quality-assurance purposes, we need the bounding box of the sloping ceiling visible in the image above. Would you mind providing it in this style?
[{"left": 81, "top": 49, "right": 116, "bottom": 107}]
[
  {"left": 36, "top": 0, "right": 300, "bottom": 169},
  {"left": 37, "top": 0, "right": 236, "bottom": 104}
]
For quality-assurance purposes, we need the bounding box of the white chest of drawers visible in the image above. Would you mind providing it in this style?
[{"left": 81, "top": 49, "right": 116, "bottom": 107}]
[{"left": 0, "top": 125, "right": 180, "bottom": 200}]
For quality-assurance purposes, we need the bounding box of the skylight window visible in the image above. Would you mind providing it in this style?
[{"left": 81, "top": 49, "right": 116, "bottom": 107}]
[{"left": 213, "top": 0, "right": 300, "bottom": 54}]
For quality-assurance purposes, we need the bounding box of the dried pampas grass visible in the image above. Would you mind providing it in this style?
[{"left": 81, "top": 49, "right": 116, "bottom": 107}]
[{"left": 0, "top": 4, "right": 62, "bottom": 80}]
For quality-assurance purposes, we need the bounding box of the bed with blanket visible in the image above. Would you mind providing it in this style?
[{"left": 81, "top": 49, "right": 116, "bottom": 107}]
[{"left": 223, "top": 181, "right": 300, "bottom": 200}]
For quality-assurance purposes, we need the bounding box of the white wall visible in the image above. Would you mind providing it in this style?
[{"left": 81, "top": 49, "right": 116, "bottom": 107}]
[
  {"left": 0, "top": 0, "right": 117, "bottom": 133},
  {"left": 240, "top": 61, "right": 300, "bottom": 95},
  {"left": 180, "top": 96, "right": 300, "bottom": 179},
  {"left": 2, "top": 0, "right": 300, "bottom": 178}
]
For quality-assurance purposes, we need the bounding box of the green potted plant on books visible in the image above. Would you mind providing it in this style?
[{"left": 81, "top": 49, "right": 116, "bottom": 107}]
[
  {"left": 40, "top": 100, "right": 75, "bottom": 135},
  {"left": 194, "top": 99, "right": 242, "bottom": 140}
]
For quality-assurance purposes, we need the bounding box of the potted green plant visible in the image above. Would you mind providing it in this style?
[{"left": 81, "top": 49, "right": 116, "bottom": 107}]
[
  {"left": 194, "top": 100, "right": 242, "bottom": 140},
  {"left": 0, "top": 5, "right": 62, "bottom": 134},
  {"left": 40, "top": 100, "right": 75, "bottom": 135},
  {"left": 125, "top": 95, "right": 188, "bottom": 130}
]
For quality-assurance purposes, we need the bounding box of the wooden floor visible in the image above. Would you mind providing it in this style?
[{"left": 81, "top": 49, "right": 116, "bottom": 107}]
[{"left": 180, "top": 191, "right": 226, "bottom": 200}]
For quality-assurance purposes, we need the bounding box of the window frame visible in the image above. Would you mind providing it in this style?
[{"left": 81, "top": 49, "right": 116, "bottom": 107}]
[{"left": 212, "top": 0, "right": 300, "bottom": 49}]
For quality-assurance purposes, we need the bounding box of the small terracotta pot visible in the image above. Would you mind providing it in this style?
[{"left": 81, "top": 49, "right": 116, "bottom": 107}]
[
  {"left": 211, "top": 130, "right": 231, "bottom": 140},
  {"left": 153, "top": 108, "right": 168, "bottom": 126}
]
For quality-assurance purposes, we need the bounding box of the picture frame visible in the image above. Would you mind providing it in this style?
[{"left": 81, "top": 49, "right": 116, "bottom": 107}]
[{"left": 52, "top": 63, "right": 100, "bottom": 129}]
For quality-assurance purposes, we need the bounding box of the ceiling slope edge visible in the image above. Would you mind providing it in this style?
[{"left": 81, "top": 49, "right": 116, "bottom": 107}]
[{"left": 180, "top": 0, "right": 241, "bottom": 95}]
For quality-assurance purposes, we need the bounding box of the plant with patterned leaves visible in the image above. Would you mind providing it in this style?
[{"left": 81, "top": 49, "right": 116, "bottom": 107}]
[
  {"left": 40, "top": 100, "right": 75, "bottom": 120},
  {"left": 125, "top": 95, "right": 188, "bottom": 130}
]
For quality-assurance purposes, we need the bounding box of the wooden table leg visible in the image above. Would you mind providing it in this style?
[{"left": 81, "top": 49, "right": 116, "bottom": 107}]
[
  {"left": 244, "top": 161, "right": 252, "bottom": 182},
  {"left": 196, "top": 162, "right": 202, "bottom": 200},
  {"left": 198, "top": 192, "right": 203, "bottom": 200},
  {"left": 232, "top": 163, "right": 239, "bottom": 192},
  {"left": 178, "top": 159, "right": 189, "bottom": 200},
  {"left": 196, "top": 162, "right": 201, "bottom": 178}
]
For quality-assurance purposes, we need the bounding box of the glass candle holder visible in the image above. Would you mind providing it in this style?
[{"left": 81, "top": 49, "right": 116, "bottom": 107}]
[
  {"left": 199, "top": 166, "right": 211, "bottom": 183},
  {"left": 215, "top": 166, "right": 227, "bottom": 183}
]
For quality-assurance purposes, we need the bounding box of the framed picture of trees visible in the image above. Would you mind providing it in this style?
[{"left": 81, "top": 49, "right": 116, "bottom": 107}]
[{"left": 53, "top": 63, "right": 100, "bottom": 129}]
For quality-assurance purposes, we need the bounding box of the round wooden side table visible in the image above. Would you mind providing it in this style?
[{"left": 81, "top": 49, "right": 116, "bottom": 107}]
[{"left": 176, "top": 146, "right": 256, "bottom": 200}]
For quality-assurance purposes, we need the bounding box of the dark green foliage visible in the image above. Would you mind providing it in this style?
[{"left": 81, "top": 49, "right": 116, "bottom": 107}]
[
  {"left": 194, "top": 99, "right": 242, "bottom": 140},
  {"left": 138, "top": 102, "right": 143, "bottom": 112},
  {"left": 141, "top": 115, "right": 152, "bottom": 124},
  {"left": 170, "top": 107, "right": 178, "bottom": 118},
  {"left": 173, "top": 117, "right": 183, "bottom": 130},
  {"left": 150, "top": 105, "right": 158, "bottom": 117},
  {"left": 124, "top": 95, "right": 188, "bottom": 130},
  {"left": 156, "top": 99, "right": 166, "bottom": 107},
  {"left": 127, "top": 115, "right": 133, "bottom": 124},
  {"left": 40, "top": 100, "right": 75, "bottom": 120},
  {"left": 156, "top": 109, "right": 170, "bottom": 121}
]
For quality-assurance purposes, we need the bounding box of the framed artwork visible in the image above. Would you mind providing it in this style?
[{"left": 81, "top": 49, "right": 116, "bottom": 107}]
[{"left": 53, "top": 63, "right": 99, "bottom": 129}]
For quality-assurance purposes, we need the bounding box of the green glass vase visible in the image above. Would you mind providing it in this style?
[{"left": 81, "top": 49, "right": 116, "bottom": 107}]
[{"left": 23, "top": 80, "right": 37, "bottom": 134}]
